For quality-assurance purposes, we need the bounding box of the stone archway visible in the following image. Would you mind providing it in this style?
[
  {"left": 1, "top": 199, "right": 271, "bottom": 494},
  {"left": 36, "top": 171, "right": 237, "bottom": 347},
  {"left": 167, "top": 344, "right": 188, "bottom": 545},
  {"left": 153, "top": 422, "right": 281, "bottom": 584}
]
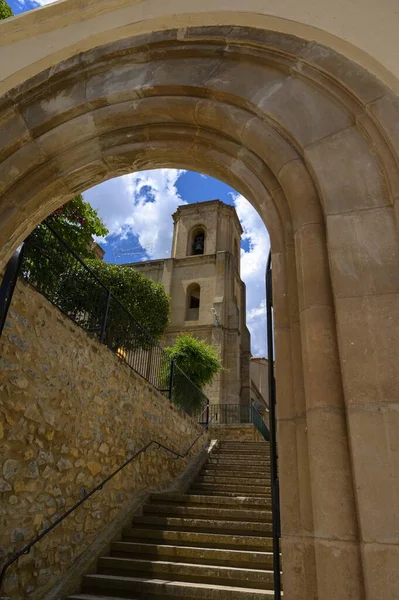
[{"left": 0, "top": 24, "right": 398, "bottom": 600}]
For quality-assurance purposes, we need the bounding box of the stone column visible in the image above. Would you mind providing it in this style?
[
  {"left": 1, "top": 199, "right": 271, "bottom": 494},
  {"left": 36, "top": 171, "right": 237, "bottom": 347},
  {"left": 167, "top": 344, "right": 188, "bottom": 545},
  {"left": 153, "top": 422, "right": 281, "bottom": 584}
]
[
  {"left": 295, "top": 222, "right": 365, "bottom": 599},
  {"left": 326, "top": 206, "right": 399, "bottom": 600},
  {"left": 272, "top": 248, "right": 315, "bottom": 600}
]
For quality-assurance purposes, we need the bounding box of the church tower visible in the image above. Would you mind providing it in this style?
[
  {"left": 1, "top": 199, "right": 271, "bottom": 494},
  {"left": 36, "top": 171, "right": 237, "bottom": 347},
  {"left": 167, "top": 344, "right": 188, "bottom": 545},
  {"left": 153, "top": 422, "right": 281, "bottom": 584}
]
[{"left": 127, "top": 200, "right": 251, "bottom": 406}]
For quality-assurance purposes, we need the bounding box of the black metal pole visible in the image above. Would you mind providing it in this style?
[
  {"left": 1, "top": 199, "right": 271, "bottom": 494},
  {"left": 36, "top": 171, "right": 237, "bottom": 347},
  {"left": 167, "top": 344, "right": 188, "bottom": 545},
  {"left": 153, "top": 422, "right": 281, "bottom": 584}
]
[
  {"left": 99, "top": 289, "right": 111, "bottom": 344},
  {"left": 0, "top": 244, "right": 24, "bottom": 338},
  {"left": 266, "top": 251, "right": 281, "bottom": 599},
  {"left": 168, "top": 360, "right": 175, "bottom": 401}
]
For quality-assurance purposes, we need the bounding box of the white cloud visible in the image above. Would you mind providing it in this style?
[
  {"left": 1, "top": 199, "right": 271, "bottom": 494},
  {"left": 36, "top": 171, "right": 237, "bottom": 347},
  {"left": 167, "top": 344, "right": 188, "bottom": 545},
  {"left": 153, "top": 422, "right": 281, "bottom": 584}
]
[
  {"left": 233, "top": 194, "right": 270, "bottom": 357},
  {"left": 83, "top": 169, "right": 186, "bottom": 259}
]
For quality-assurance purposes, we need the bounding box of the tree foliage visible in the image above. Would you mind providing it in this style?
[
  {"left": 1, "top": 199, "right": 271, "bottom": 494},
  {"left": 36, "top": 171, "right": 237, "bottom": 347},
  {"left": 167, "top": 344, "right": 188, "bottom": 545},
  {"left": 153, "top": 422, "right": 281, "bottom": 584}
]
[
  {"left": 22, "top": 195, "right": 170, "bottom": 346},
  {"left": 0, "top": 0, "right": 13, "bottom": 20},
  {"left": 164, "top": 334, "right": 222, "bottom": 412},
  {"left": 81, "top": 260, "right": 170, "bottom": 343},
  {"left": 42, "top": 194, "right": 108, "bottom": 258}
]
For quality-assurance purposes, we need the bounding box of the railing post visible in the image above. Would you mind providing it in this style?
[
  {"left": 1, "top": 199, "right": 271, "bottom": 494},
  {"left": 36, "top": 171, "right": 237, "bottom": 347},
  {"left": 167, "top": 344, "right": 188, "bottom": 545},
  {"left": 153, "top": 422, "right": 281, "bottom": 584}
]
[
  {"left": 0, "top": 244, "right": 24, "bottom": 338},
  {"left": 266, "top": 251, "right": 281, "bottom": 600},
  {"left": 168, "top": 360, "right": 175, "bottom": 401},
  {"left": 99, "top": 289, "right": 111, "bottom": 344},
  {"left": 205, "top": 399, "right": 210, "bottom": 427}
]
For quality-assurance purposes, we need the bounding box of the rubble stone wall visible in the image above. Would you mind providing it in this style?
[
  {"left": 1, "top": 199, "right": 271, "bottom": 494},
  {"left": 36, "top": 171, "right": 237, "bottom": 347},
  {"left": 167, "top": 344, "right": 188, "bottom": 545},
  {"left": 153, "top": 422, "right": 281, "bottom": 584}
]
[{"left": 0, "top": 280, "right": 206, "bottom": 600}]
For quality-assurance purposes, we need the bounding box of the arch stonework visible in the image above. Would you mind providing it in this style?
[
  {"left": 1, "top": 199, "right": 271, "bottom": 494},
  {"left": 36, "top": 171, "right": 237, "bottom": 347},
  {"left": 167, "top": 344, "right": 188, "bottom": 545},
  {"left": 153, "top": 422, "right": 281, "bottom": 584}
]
[{"left": 0, "top": 21, "right": 398, "bottom": 600}]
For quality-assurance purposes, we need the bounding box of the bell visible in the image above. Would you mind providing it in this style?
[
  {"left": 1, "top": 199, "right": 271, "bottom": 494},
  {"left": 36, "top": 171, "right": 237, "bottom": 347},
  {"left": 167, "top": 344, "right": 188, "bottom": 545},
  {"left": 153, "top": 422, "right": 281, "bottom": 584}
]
[{"left": 193, "top": 234, "right": 204, "bottom": 254}]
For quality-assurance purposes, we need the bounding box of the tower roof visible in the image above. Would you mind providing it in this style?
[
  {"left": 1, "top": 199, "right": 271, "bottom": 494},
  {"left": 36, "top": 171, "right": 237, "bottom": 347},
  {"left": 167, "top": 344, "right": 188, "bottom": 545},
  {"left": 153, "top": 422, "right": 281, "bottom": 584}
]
[{"left": 173, "top": 199, "right": 243, "bottom": 235}]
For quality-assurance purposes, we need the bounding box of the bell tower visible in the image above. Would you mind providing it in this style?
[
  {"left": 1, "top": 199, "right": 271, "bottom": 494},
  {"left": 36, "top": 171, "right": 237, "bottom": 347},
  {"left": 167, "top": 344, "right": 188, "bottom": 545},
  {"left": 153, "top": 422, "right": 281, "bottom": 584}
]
[
  {"left": 127, "top": 199, "right": 251, "bottom": 407},
  {"left": 165, "top": 200, "right": 251, "bottom": 406}
]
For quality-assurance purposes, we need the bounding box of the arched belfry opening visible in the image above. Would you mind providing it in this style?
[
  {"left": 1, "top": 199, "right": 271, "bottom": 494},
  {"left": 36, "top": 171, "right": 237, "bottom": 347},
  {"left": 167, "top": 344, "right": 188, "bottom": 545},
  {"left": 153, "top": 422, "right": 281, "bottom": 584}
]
[
  {"left": 0, "top": 12, "right": 398, "bottom": 600},
  {"left": 186, "top": 283, "right": 201, "bottom": 321},
  {"left": 189, "top": 227, "right": 205, "bottom": 256}
]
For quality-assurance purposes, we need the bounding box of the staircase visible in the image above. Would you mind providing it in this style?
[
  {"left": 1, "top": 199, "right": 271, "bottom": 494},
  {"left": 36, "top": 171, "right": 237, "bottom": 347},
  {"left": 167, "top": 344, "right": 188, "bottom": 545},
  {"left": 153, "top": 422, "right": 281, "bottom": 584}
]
[{"left": 67, "top": 440, "right": 276, "bottom": 599}]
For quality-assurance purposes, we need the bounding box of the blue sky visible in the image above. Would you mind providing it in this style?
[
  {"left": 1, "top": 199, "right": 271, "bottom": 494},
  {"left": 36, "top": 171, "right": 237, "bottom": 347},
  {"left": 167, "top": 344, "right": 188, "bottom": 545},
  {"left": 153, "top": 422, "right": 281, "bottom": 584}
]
[{"left": 5, "top": 1, "right": 270, "bottom": 356}]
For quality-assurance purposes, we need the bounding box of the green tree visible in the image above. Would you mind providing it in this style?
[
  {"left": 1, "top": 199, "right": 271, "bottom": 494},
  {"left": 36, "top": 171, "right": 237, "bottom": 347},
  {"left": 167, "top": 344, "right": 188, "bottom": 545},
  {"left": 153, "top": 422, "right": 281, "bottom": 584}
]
[
  {"left": 0, "top": 0, "right": 13, "bottom": 20},
  {"left": 164, "top": 334, "right": 222, "bottom": 412},
  {"left": 22, "top": 194, "right": 108, "bottom": 300},
  {"left": 22, "top": 196, "right": 170, "bottom": 345},
  {"left": 44, "top": 194, "right": 108, "bottom": 259},
  {"left": 77, "top": 260, "right": 170, "bottom": 344}
]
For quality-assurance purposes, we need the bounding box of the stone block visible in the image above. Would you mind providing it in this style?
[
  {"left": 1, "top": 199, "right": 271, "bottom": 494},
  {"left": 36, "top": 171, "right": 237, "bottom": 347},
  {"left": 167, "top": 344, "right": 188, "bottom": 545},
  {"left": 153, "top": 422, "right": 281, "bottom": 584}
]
[
  {"left": 362, "top": 542, "right": 399, "bottom": 600},
  {"left": 295, "top": 222, "right": 333, "bottom": 312},
  {"left": 281, "top": 535, "right": 318, "bottom": 600},
  {"left": 307, "top": 407, "right": 358, "bottom": 540},
  {"left": 327, "top": 207, "right": 399, "bottom": 298},
  {"left": 300, "top": 305, "right": 343, "bottom": 410},
  {"left": 335, "top": 294, "right": 399, "bottom": 406},
  {"left": 368, "top": 94, "right": 399, "bottom": 162},
  {"left": 258, "top": 76, "right": 352, "bottom": 149},
  {"left": 314, "top": 538, "right": 364, "bottom": 599},
  {"left": 347, "top": 404, "right": 399, "bottom": 543},
  {"left": 297, "top": 43, "right": 387, "bottom": 104},
  {"left": 278, "top": 159, "right": 323, "bottom": 231},
  {"left": 278, "top": 420, "right": 301, "bottom": 535},
  {"left": 305, "top": 126, "right": 389, "bottom": 214}
]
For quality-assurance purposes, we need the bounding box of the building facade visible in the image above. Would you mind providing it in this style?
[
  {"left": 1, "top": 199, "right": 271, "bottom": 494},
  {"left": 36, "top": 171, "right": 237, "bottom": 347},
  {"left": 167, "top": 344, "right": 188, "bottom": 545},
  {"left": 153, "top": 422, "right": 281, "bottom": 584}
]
[{"left": 126, "top": 200, "right": 253, "bottom": 406}]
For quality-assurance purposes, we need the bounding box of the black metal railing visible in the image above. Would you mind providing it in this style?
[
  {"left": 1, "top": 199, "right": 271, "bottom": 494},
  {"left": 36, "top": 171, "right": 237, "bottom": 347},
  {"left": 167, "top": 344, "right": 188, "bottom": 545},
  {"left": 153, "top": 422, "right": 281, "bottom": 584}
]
[
  {"left": 266, "top": 251, "right": 281, "bottom": 600},
  {"left": 0, "top": 408, "right": 216, "bottom": 593},
  {"left": 0, "top": 223, "right": 209, "bottom": 415},
  {"left": 201, "top": 403, "right": 270, "bottom": 441},
  {"left": 0, "top": 244, "right": 24, "bottom": 337}
]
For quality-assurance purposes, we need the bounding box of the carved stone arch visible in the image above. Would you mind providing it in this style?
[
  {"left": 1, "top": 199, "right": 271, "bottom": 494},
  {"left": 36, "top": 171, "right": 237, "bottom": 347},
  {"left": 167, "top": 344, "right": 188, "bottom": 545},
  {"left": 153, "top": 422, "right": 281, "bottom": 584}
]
[{"left": 0, "top": 24, "right": 397, "bottom": 600}]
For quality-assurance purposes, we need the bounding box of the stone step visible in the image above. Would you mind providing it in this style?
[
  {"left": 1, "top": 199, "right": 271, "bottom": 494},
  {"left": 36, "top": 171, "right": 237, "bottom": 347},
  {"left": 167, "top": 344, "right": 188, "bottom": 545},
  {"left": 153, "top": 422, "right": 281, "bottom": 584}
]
[
  {"left": 200, "top": 471, "right": 270, "bottom": 480},
  {"left": 206, "top": 456, "right": 270, "bottom": 469},
  {"left": 144, "top": 503, "right": 272, "bottom": 522},
  {"left": 122, "top": 528, "right": 273, "bottom": 551},
  {"left": 196, "top": 475, "right": 269, "bottom": 485},
  {"left": 191, "top": 483, "right": 271, "bottom": 494},
  {"left": 131, "top": 516, "right": 273, "bottom": 536},
  {"left": 98, "top": 556, "right": 274, "bottom": 589},
  {"left": 189, "top": 491, "right": 272, "bottom": 501},
  {"left": 151, "top": 493, "right": 271, "bottom": 508},
  {"left": 203, "top": 464, "right": 270, "bottom": 472},
  {"left": 218, "top": 440, "right": 269, "bottom": 447},
  {"left": 212, "top": 450, "right": 270, "bottom": 455},
  {"left": 110, "top": 541, "right": 274, "bottom": 569},
  {"left": 79, "top": 574, "right": 276, "bottom": 599}
]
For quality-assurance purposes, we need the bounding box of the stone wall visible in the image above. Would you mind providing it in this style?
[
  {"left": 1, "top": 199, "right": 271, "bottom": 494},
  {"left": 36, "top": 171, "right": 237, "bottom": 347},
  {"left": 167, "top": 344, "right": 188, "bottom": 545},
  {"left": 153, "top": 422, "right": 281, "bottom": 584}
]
[{"left": 0, "top": 280, "right": 207, "bottom": 600}]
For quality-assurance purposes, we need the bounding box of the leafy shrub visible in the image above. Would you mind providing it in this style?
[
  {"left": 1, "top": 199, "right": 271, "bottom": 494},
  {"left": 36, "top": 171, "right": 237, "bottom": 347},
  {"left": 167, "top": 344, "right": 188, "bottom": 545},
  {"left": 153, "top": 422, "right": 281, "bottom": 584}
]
[{"left": 164, "top": 334, "right": 222, "bottom": 412}]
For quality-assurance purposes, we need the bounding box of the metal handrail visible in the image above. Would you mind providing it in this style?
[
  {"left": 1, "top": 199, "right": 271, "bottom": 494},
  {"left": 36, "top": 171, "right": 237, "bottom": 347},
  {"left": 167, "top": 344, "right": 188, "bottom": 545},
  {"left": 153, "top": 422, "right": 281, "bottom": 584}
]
[
  {"left": 250, "top": 404, "right": 270, "bottom": 441},
  {"left": 0, "top": 244, "right": 24, "bottom": 337},
  {"left": 266, "top": 251, "right": 281, "bottom": 600},
  {"left": 0, "top": 415, "right": 216, "bottom": 592}
]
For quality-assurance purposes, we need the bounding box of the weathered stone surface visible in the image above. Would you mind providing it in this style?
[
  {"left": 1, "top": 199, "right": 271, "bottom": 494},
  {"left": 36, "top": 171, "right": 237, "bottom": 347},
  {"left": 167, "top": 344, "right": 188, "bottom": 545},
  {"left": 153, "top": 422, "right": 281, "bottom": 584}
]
[
  {"left": 87, "top": 462, "right": 102, "bottom": 476},
  {"left": 3, "top": 459, "right": 20, "bottom": 480},
  {"left": 0, "top": 280, "right": 205, "bottom": 600},
  {"left": 23, "top": 403, "right": 42, "bottom": 423},
  {"left": 56, "top": 458, "right": 73, "bottom": 471},
  {"left": 0, "top": 477, "right": 12, "bottom": 492}
]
